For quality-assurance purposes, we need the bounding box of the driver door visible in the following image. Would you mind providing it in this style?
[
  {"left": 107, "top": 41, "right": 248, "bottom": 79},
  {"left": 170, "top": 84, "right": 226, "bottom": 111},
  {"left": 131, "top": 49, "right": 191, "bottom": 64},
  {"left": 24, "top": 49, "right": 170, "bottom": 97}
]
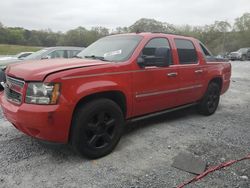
[{"left": 132, "top": 38, "right": 180, "bottom": 117}]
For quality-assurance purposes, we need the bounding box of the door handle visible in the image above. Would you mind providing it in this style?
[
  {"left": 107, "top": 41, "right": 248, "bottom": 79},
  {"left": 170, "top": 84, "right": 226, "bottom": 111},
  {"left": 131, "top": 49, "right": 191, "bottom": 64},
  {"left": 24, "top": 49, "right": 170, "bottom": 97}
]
[
  {"left": 195, "top": 70, "right": 203, "bottom": 74},
  {"left": 167, "top": 72, "right": 178, "bottom": 77}
]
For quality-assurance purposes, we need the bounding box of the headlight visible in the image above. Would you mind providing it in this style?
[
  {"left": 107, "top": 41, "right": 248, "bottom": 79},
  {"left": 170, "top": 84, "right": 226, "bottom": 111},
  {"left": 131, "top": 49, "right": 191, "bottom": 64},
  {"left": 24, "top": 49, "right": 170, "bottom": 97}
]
[{"left": 25, "top": 82, "right": 60, "bottom": 104}]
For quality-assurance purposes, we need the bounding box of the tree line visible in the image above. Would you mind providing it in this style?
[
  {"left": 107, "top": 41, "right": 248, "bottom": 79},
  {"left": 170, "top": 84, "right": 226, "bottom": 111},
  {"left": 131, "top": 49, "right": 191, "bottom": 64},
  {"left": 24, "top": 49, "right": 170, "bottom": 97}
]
[{"left": 0, "top": 12, "right": 250, "bottom": 55}]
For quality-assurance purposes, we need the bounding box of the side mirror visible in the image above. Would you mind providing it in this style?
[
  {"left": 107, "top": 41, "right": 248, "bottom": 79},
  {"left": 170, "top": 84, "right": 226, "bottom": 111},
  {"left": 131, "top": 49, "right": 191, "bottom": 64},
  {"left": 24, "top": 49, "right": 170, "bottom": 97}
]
[
  {"left": 137, "top": 47, "right": 171, "bottom": 67},
  {"left": 137, "top": 57, "right": 145, "bottom": 67}
]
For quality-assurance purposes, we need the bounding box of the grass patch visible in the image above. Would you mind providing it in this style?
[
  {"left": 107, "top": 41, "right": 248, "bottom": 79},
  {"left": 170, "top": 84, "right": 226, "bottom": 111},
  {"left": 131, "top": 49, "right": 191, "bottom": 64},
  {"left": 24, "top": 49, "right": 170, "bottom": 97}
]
[{"left": 0, "top": 44, "right": 42, "bottom": 55}]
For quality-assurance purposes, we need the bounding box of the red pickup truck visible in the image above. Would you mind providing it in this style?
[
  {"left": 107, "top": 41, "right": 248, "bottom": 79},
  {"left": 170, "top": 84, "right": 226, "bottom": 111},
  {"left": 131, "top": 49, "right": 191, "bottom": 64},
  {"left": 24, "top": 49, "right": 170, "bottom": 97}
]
[{"left": 0, "top": 33, "right": 231, "bottom": 158}]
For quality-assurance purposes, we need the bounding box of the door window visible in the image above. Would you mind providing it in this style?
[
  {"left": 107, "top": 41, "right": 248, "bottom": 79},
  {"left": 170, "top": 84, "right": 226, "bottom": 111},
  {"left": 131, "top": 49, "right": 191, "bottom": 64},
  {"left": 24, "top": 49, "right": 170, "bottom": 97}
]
[
  {"left": 68, "top": 50, "right": 80, "bottom": 58},
  {"left": 174, "top": 39, "right": 198, "bottom": 64},
  {"left": 141, "top": 38, "right": 172, "bottom": 65},
  {"left": 47, "top": 50, "right": 67, "bottom": 59}
]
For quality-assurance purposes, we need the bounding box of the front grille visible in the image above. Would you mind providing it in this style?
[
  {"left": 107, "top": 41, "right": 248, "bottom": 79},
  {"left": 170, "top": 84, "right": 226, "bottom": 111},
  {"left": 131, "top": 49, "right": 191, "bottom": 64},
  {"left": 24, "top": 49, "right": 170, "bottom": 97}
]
[
  {"left": 7, "top": 76, "right": 25, "bottom": 88},
  {"left": 5, "top": 87, "right": 22, "bottom": 104},
  {"left": 5, "top": 76, "right": 25, "bottom": 105}
]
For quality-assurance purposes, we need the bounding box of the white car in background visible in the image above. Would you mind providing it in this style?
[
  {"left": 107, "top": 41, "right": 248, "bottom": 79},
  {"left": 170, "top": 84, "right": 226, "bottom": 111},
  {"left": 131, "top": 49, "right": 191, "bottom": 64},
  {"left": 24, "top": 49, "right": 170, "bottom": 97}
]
[
  {"left": 0, "top": 46, "right": 84, "bottom": 90},
  {"left": 0, "top": 52, "right": 33, "bottom": 61},
  {"left": 0, "top": 46, "right": 84, "bottom": 70}
]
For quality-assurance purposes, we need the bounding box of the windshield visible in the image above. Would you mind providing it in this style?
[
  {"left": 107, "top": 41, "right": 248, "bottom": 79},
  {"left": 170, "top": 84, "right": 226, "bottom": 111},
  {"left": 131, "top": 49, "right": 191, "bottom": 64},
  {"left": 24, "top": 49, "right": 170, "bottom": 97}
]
[
  {"left": 237, "top": 48, "right": 247, "bottom": 53},
  {"left": 77, "top": 35, "right": 143, "bottom": 62},
  {"left": 14, "top": 53, "right": 24, "bottom": 58},
  {"left": 24, "top": 49, "right": 48, "bottom": 60}
]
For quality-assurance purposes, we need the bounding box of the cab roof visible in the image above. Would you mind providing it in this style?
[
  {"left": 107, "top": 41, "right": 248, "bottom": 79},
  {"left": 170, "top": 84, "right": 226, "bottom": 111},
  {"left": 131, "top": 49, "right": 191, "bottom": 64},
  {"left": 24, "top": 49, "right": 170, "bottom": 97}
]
[{"left": 111, "top": 32, "right": 196, "bottom": 41}]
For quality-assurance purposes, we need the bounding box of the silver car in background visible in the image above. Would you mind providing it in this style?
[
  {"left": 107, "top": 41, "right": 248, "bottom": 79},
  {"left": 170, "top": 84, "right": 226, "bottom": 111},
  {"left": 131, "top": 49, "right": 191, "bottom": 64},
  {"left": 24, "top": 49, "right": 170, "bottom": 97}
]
[
  {"left": 228, "top": 48, "right": 250, "bottom": 61},
  {"left": 0, "top": 46, "right": 84, "bottom": 69},
  {"left": 0, "top": 52, "right": 33, "bottom": 61},
  {"left": 0, "top": 46, "right": 84, "bottom": 90}
]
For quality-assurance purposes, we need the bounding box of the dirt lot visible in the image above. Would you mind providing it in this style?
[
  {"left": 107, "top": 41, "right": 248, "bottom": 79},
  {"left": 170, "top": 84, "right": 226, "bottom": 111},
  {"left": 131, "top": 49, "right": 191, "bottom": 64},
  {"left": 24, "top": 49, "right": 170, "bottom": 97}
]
[{"left": 0, "top": 61, "right": 249, "bottom": 188}]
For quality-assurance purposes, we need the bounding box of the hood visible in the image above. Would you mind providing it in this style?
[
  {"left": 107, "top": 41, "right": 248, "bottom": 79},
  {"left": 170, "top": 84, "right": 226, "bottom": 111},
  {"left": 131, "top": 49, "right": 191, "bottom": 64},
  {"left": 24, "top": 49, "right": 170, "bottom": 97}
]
[
  {"left": 0, "top": 59, "right": 21, "bottom": 68},
  {"left": 6, "top": 58, "right": 111, "bottom": 81},
  {"left": 230, "top": 51, "right": 240, "bottom": 55},
  {"left": 0, "top": 56, "right": 13, "bottom": 61}
]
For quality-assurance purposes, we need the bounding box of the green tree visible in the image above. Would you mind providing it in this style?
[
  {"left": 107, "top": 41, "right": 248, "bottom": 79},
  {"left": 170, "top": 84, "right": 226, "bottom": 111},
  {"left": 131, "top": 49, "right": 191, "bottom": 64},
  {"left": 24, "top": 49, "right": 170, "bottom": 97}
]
[
  {"left": 63, "top": 27, "right": 88, "bottom": 47},
  {"left": 27, "top": 34, "right": 42, "bottom": 46},
  {"left": 6, "top": 28, "right": 25, "bottom": 44},
  {"left": 115, "top": 27, "right": 129, "bottom": 34},
  {"left": 231, "top": 13, "right": 250, "bottom": 50},
  {"left": 0, "top": 22, "right": 6, "bottom": 43},
  {"left": 129, "top": 18, "right": 175, "bottom": 33},
  {"left": 234, "top": 13, "right": 250, "bottom": 31}
]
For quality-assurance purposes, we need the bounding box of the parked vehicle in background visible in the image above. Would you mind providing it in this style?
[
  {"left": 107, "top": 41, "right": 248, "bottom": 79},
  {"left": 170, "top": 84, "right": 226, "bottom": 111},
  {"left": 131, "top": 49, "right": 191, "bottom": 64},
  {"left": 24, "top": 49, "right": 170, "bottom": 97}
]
[
  {"left": 228, "top": 48, "right": 250, "bottom": 61},
  {"left": 0, "top": 33, "right": 231, "bottom": 158},
  {"left": 0, "top": 52, "right": 33, "bottom": 61},
  {"left": 0, "top": 46, "right": 84, "bottom": 70},
  {"left": 0, "top": 46, "right": 84, "bottom": 90},
  {"left": 24, "top": 46, "right": 84, "bottom": 61}
]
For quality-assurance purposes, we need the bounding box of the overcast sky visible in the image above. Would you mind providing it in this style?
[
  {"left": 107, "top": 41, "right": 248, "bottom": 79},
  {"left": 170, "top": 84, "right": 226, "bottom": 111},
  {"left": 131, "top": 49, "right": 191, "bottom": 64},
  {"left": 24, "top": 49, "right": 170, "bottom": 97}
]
[{"left": 0, "top": 0, "right": 249, "bottom": 32}]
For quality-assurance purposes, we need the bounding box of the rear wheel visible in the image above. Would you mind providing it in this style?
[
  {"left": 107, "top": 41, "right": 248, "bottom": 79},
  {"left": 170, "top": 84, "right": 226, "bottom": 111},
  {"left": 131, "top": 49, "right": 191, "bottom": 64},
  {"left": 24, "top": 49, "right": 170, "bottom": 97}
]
[
  {"left": 197, "top": 82, "right": 220, "bottom": 116},
  {"left": 241, "top": 55, "right": 247, "bottom": 61},
  {"left": 71, "top": 98, "right": 124, "bottom": 159}
]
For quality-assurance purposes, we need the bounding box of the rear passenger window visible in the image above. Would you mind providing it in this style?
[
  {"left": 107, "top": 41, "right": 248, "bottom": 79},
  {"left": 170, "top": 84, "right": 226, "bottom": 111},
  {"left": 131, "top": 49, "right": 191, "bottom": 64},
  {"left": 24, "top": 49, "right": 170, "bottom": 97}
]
[
  {"left": 174, "top": 39, "right": 198, "bottom": 64},
  {"left": 68, "top": 50, "right": 80, "bottom": 58},
  {"left": 48, "top": 50, "right": 67, "bottom": 59}
]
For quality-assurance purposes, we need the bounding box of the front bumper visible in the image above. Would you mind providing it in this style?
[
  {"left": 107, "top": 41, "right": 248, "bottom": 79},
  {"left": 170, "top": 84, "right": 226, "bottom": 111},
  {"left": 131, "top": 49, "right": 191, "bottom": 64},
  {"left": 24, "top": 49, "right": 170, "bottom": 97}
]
[{"left": 0, "top": 93, "right": 72, "bottom": 143}]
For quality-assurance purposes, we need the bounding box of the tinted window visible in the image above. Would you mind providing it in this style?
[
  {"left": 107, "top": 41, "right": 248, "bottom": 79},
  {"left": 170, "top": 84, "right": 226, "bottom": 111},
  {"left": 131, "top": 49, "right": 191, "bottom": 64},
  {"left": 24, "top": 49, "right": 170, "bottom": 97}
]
[
  {"left": 25, "top": 49, "right": 48, "bottom": 60},
  {"left": 68, "top": 50, "right": 80, "bottom": 58},
  {"left": 17, "top": 53, "right": 32, "bottom": 59},
  {"left": 175, "top": 39, "right": 197, "bottom": 64},
  {"left": 48, "top": 50, "right": 67, "bottom": 59},
  {"left": 19, "top": 53, "right": 29, "bottom": 58},
  {"left": 142, "top": 38, "right": 172, "bottom": 65},
  {"left": 200, "top": 43, "right": 211, "bottom": 57}
]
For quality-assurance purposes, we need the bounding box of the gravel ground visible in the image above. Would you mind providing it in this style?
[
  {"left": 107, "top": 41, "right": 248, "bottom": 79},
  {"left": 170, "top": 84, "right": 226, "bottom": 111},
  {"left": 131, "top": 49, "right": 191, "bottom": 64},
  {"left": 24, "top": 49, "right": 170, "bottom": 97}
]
[{"left": 0, "top": 61, "right": 249, "bottom": 188}]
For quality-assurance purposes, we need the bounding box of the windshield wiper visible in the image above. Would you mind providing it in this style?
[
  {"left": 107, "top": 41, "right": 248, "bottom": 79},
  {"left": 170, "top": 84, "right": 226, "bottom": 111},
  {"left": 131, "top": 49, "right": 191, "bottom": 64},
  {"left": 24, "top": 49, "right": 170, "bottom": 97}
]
[{"left": 84, "top": 55, "right": 109, "bottom": 61}]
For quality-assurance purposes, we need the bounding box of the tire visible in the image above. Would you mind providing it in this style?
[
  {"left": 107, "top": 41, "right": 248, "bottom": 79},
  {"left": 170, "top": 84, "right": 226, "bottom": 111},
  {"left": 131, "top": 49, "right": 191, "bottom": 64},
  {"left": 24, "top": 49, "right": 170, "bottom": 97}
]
[
  {"left": 71, "top": 98, "right": 124, "bottom": 159},
  {"left": 197, "top": 82, "right": 220, "bottom": 116},
  {"left": 241, "top": 55, "right": 247, "bottom": 61},
  {"left": 0, "top": 69, "right": 6, "bottom": 91}
]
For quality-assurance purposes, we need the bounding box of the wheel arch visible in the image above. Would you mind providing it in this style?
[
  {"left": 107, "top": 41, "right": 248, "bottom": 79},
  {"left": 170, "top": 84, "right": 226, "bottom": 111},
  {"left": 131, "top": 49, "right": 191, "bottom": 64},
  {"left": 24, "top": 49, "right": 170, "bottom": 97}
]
[
  {"left": 73, "top": 90, "right": 127, "bottom": 117},
  {"left": 68, "top": 90, "right": 127, "bottom": 142},
  {"left": 209, "top": 77, "right": 223, "bottom": 91}
]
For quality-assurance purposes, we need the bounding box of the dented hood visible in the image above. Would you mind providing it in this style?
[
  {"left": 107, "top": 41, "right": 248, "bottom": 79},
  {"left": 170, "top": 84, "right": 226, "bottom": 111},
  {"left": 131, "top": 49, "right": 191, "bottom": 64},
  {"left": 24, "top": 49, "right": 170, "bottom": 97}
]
[{"left": 6, "top": 58, "right": 110, "bottom": 81}]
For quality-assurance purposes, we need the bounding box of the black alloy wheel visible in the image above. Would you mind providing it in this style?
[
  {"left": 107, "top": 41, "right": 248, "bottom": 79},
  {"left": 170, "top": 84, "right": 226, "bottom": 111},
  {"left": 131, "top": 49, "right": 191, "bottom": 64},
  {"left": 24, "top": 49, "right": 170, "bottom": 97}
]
[
  {"left": 197, "top": 82, "right": 220, "bottom": 115},
  {"left": 84, "top": 111, "right": 116, "bottom": 149},
  {"left": 206, "top": 88, "right": 220, "bottom": 113},
  {"left": 71, "top": 98, "right": 124, "bottom": 158}
]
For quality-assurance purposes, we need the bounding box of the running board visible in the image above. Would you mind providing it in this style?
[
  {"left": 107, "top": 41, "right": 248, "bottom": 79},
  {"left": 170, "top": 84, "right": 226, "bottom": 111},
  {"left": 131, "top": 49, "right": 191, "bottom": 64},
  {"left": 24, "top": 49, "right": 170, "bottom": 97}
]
[{"left": 128, "top": 103, "right": 197, "bottom": 123}]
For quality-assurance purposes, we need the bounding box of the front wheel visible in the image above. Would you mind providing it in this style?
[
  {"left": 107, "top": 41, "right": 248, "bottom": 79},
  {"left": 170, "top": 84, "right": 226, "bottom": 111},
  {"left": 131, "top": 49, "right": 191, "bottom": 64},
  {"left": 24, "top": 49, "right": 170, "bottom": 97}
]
[
  {"left": 197, "top": 82, "right": 220, "bottom": 116},
  {"left": 70, "top": 98, "right": 124, "bottom": 159}
]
